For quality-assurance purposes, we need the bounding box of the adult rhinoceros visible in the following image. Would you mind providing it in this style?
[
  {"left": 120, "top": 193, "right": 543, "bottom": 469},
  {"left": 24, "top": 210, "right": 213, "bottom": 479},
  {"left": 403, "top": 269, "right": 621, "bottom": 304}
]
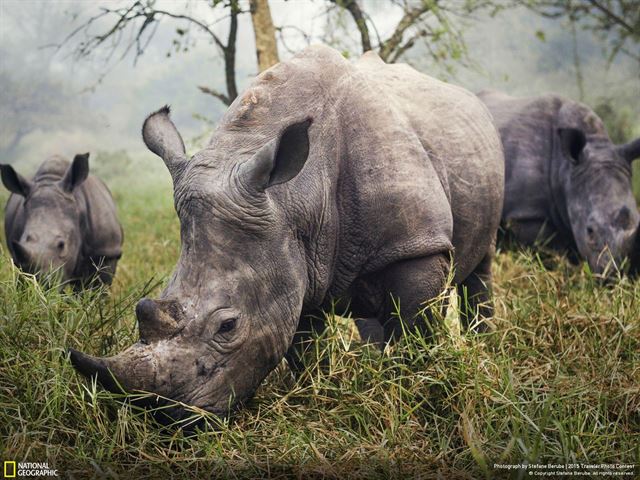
[
  {"left": 70, "top": 46, "right": 504, "bottom": 419},
  {"left": 1, "top": 154, "right": 123, "bottom": 288},
  {"left": 478, "top": 90, "right": 640, "bottom": 277}
]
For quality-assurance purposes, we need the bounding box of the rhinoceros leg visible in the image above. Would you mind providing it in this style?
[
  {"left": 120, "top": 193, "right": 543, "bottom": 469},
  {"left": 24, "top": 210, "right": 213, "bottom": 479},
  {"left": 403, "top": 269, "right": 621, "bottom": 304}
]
[
  {"left": 378, "top": 253, "right": 450, "bottom": 343},
  {"left": 285, "top": 310, "right": 326, "bottom": 373},
  {"left": 457, "top": 248, "right": 493, "bottom": 333},
  {"left": 71, "top": 256, "right": 119, "bottom": 290},
  {"left": 354, "top": 318, "right": 385, "bottom": 346}
]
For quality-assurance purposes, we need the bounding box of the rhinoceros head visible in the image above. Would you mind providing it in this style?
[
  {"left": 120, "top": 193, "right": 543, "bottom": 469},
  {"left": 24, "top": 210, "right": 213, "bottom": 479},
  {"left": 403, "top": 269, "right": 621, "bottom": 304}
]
[
  {"left": 555, "top": 104, "right": 640, "bottom": 276},
  {"left": 70, "top": 107, "right": 312, "bottom": 418},
  {"left": 1, "top": 154, "right": 90, "bottom": 281}
]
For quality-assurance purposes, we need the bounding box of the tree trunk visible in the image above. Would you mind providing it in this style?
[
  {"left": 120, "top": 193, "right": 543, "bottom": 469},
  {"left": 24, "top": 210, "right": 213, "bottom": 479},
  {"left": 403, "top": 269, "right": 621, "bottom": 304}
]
[{"left": 250, "top": 0, "right": 279, "bottom": 72}]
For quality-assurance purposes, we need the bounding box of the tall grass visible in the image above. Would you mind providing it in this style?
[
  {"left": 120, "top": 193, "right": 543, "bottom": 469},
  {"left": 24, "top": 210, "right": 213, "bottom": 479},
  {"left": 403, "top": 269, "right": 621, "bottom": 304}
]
[{"left": 0, "top": 181, "right": 638, "bottom": 479}]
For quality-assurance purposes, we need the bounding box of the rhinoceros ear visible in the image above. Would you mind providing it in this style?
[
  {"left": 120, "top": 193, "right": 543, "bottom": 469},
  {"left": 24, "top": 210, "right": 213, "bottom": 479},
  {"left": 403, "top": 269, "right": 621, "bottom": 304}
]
[
  {"left": 142, "top": 105, "right": 187, "bottom": 181},
  {"left": 0, "top": 164, "right": 33, "bottom": 197},
  {"left": 617, "top": 137, "right": 640, "bottom": 163},
  {"left": 240, "top": 118, "right": 312, "bottom": 192},
  {"left": 558, "top": 127, "right": 587, "bottom": 164},
  {"left": 61, "top": 153, "right": 90, "bottom": 192}
]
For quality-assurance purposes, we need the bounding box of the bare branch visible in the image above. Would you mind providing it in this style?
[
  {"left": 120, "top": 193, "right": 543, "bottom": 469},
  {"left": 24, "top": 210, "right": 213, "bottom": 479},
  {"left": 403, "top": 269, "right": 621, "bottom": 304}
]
[
  {"left": 59, "top": 1, "right": 242, "bottom": 106},
  {"left": 224, "top": 0, "right": 239, "bottom": 102},
  {"left": 329, "top": 0, "right": 372, "bottom": 52},
  {"left": 388, "top": 28, "right": 429, "bottom": 63},
  {"left": 148, "top": 8, "right": 227, "bottom": 50},
  {"left": 586, "top": 0, "right": 635, "bottom": 34},
  {"left": 197, "top": 85, "right": 231, "bottom": 105},
  {"left": 379, "top": 2, "right": 432, "bottom": 62},
  {"left": 276, "top": 25, "right": 312, "bottom": 55}
]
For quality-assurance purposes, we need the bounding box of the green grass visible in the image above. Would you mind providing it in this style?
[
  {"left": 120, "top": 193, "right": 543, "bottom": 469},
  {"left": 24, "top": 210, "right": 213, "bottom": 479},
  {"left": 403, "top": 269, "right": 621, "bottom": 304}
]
[{"left": 1, "top": 180, "right": 639, "bottom": 479}]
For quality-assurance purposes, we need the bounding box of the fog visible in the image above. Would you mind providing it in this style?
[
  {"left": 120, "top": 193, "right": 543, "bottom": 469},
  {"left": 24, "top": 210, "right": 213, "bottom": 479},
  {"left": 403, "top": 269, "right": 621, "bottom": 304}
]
[{"left": 1, "top": 0, "right": 638, "bottom": 175}]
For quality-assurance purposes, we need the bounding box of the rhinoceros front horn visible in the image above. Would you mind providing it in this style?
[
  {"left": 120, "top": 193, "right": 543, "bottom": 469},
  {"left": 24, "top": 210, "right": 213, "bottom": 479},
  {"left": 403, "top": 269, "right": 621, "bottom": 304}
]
[
  {"left": 68, "top": 349, "right": 125, "bottom": 394},
  {"left": 11, "top": 240, "right": 32, "bottom": 266}
]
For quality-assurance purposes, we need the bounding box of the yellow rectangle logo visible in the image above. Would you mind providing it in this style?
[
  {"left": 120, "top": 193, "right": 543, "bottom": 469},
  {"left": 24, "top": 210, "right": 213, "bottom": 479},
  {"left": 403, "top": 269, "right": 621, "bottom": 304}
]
[{"left": 4, "top": 461, "right": 16, "bottom": 478}]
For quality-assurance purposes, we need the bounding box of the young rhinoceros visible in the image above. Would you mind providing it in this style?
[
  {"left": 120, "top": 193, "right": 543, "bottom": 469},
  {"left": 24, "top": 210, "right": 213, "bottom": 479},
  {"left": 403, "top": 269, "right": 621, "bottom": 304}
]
[
  {"left": 69, "top": 46, "right": 504, "bottom": 419},
  {"left": 478, "top": 90, "right": 640, "bottom": 278},
  {"left": 1, "top": 154, "right": 123, "bottom": 288}
]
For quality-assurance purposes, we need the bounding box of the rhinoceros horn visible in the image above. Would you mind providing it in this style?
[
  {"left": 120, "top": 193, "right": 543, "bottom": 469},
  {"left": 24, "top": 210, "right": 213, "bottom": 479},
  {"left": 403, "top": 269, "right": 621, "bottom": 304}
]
[
  {"left": 68, "top": 349, "right": 125, "bottom": 393},
  {"left": 69, "top": 298, "right": 181, "bottom": 396},
  {"left": 11, "top": 240, "right": 32, "bottom": 266}
]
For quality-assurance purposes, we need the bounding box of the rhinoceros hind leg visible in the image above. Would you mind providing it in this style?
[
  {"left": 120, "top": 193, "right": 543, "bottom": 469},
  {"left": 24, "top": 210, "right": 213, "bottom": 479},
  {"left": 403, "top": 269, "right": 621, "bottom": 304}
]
[{"left": 457, "top": 248, "right": 494, "bottom": 333}]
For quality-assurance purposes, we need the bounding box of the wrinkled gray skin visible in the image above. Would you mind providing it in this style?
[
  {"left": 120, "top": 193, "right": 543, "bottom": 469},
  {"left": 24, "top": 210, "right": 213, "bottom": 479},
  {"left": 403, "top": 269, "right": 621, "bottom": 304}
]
[
  {"left": 1, "top": 155, "right": 123, "bottom": 288},
  {"left": 478, "top": 90, "right": 640, "bottom": 277},
  {"left": 70, "top": 46, "right": 504, "bottom": 419}
]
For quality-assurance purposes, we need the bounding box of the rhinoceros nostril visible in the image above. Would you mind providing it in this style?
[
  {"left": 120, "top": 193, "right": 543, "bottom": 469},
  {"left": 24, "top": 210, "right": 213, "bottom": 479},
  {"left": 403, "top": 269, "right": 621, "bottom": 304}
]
[{"left": 586, "top": 226, "right": 595, "bottom": 237}]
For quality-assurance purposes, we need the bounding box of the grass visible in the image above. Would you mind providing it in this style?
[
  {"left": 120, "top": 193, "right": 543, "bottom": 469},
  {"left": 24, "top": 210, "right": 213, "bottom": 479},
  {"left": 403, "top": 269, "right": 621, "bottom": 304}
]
[{"left": 0, "top": 179, "right": 639, "bottom": 479}]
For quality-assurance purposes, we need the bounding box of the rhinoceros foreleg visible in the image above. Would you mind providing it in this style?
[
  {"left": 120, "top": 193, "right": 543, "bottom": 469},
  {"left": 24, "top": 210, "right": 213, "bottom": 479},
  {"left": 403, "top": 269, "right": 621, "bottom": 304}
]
[
  {"left": 378, "top": 253, "right": 450, "bottom": 343},
  {"left": 284, "top": 310, "right": 327, "bottom": 373},
  {"left": 457, "top": 248, "right": 494, "bottom": 333}
]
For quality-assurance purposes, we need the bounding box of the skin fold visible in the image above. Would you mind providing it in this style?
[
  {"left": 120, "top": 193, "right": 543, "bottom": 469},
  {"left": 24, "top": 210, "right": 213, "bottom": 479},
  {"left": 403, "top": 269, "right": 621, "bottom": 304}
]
[
  {"left": 70, "top": 46, "right": 505, "bottom": 420},
  {"left": 1, "top": 155, "right": 123, "bottom": 288},
  {"left": 478, "top": 90, "right": 640, "bottom": 278}
]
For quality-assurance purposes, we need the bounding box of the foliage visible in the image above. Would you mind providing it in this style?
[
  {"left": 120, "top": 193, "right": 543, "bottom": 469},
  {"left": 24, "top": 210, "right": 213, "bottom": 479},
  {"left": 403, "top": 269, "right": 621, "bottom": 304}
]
[
  {"left": 594, "top": 99, "right": 637, "bottom": 144},
  {"left": 326, "top": 0, "right": 500, "bottom": 70},
  {"left": 90, "top": 150, "right": 135, "bottom": 185},
  {"left": 520, "top": 0, "right": 640, "bottom": 63},
  {"left": 1, "top": 171, "right": 638, "bottom": 478},
  {"left": 593, "top": 99, "right": 640, "bottom": 200}
]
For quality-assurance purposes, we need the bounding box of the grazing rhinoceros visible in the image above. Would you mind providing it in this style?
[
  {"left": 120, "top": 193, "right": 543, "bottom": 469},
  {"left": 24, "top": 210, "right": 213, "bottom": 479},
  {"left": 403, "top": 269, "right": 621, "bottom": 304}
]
[
  {"left": 69, "top": 45, "right": 504, "bottom": 419},
  {"left": 478, "top": 90, "right": 640, "bottom": 277},
  {"left": 1, "top": 154, "right": 123, "bottom": 288}
]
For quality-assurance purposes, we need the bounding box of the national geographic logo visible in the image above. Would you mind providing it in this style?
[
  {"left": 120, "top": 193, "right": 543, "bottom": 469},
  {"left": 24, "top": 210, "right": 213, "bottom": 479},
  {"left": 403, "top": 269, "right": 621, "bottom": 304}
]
[
  {"left": 3, "top": 461, "right": 58, "bottom": 477},
  {"left": 3, "top": 462, "right": 15, "bottom": 478}
]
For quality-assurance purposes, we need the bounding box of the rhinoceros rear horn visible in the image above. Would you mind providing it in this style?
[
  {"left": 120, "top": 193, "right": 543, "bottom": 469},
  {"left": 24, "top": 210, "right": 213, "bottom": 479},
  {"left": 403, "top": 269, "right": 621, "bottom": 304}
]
[
  {"left": 136, "top": 298, "right": 180, "bottom": 343},
  {"left": 142, "top": 105, "right": 187, "bottom": 181},
  {"left": 0, "top": 164, "right": 32, "bottom": 197},
  {"left": 61, "top": 153, "right": 90, "bottom": 192},
  {"left": 240, "top": 118, "right": 312, "bottom": 192},
  {"left": 617, "top": 137, "right": 640, "bottom": 163}
]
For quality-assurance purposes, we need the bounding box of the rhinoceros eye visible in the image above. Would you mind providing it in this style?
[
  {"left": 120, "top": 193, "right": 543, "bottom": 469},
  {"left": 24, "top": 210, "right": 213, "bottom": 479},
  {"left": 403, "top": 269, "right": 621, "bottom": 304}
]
[{"left": 217, "top": 318, "right": 237, "bottom": 334}]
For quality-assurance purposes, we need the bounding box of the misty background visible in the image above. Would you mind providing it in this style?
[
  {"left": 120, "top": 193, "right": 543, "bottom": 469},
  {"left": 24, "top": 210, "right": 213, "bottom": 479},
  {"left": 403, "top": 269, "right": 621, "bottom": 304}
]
[{"left": 1, "top": 0, "right": 638, "bottom": 186}]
